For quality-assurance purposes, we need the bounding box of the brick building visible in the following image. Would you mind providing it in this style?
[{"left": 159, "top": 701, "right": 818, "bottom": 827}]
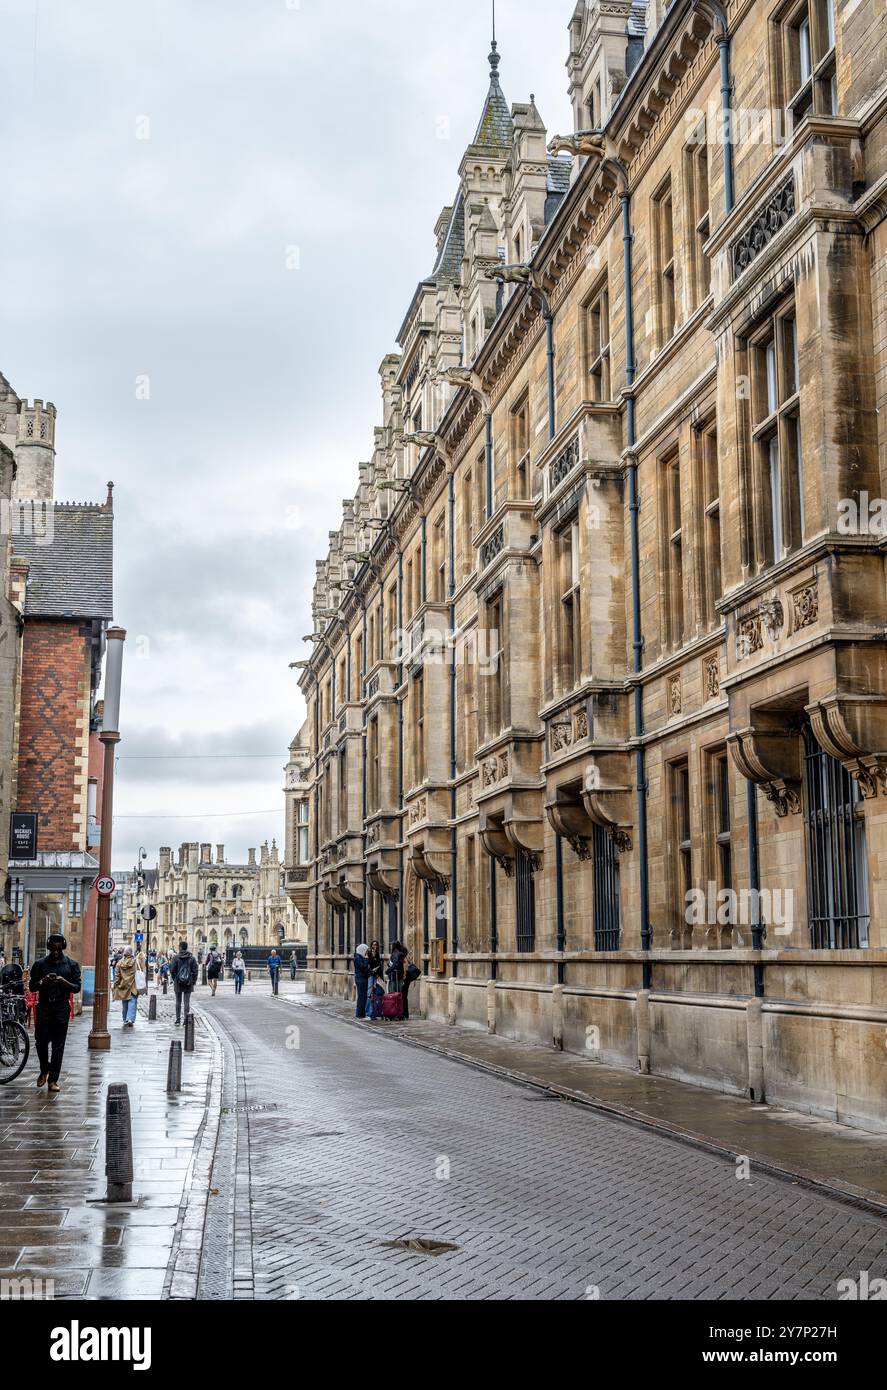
[
  {"left": 0, "top": 372, "right": 114, "bottom": 974},
  {"left": 298, "top": 0, "right": 887, "bottom": 1131}
]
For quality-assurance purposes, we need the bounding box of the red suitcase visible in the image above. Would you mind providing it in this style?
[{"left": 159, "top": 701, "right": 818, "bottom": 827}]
[{"left": 382, "top": 990, "right": 404, "bottom": 1020}]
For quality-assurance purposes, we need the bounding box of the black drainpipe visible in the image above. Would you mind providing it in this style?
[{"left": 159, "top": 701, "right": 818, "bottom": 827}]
[
  {"left": 485, "top": 413, "right": 494, "bottom": 519},
  {"left": 448, "top": 466, "right": 458, "bottom": 978},
  {"left": 613, "top": 163, "right": 653, "bottom": 989}
]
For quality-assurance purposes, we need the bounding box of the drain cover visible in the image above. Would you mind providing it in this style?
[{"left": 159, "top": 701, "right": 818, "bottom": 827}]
[
  {"left": 382, "top": 1237, "right": 460, "bottom": 1257},
  {"left": 221, "top": 1103, "right": 280, "bottom": 1115}
]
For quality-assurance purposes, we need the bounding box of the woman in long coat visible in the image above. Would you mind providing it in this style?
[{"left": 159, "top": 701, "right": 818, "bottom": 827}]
[{"left": 113, "top": 947, "right": 139, "bottom": 1028}]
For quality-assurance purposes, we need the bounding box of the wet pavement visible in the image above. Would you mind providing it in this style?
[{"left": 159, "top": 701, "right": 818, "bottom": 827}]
[
  {"left": 293, "top": 994, "right": 887, "bottom": 1212},
  {"left": 0, "top": 990, "right": 216, "bottom": 1300},
  {"left": 199, "top": 986, "right": 887, "bottom": 1300}
]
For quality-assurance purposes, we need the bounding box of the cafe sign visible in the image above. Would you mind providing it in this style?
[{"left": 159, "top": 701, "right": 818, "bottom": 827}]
[{"left": 9, "top": 813, "right": 38, "bottom": 862}]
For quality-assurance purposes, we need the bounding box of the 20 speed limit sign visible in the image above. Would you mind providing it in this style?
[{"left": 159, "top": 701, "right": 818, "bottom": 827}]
[{"left": 95, "top": 876, "right": 116, "bottom": 898}]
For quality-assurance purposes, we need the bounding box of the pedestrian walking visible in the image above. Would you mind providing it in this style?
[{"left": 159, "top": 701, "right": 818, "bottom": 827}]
[
  {"left": 172, "top": 940, "right": 198, "bottom": 1026},
  {"left": 353, "top": 944, "right": 373, "bottom": 1020},
  {"left": 158, "top": 954, "right": 170, "bottom": 995},
  {"left": 289, "top": 952, "right": 298, "bottom": 981},
  {"left": 206, "top": 947, "right": 223, "bottom": 997},
  {"left": 113, "top": 947, "right": 140, "bottom": 1027},
  {"left": 29, "top": 934, "right": 81, "bottom": 1093},
  {"left": 232, "top": 950, "right": 246, "bottom": 996},
  {"left": 267, "top": 948, "right": 282, "bottom": 996}
]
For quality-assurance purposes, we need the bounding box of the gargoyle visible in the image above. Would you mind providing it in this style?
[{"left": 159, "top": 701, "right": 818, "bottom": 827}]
[
  {"left": 548, "top": 130, "right": 606, "bottom": 159},
  {"left": 483, "top": 262, "right": 531, "bottom": 285}
]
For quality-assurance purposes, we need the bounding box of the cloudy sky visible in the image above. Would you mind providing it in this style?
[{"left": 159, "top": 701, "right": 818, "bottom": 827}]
[{"left": 0, "top": 0, "right": 572, "bottom": 871}]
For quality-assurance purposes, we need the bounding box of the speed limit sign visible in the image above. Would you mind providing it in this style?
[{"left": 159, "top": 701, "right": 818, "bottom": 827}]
[{"left": 96, "top": 876, "right": 116, "bottom": 898}]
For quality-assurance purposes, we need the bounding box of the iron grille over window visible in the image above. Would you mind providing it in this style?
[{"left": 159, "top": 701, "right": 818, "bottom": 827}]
[
  {"left": 803, "top": 728, "right": 870, "bottom": 949},
  {"left": 592, "top": 825, "right": 621, "bottom": 950},
  {"left": 515, "top": 849, "right": 536, "bottom": 953}
]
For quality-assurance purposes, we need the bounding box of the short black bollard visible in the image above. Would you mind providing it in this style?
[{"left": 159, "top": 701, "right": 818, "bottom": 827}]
[
  {"left": 201, "top": 964, "right": 207, "bottom": 987},
  {"left": 162, "top": 976, "right": 168, "bottom": 996},
  {"left": 166, "top": 1040, "right": 183, "bottom": 1094},
  {"left": 148, "top": 994, "right": 157, "bottom": 1022},
  {"left": 184, "top": 1012, "right": 195, "bottom": 1054},
  {"left": 106, "top": 1084, "right": 134, "bottom": 1203}
]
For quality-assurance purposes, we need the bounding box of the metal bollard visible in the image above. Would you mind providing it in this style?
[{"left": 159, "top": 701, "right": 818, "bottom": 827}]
[
  {"left": 201, "top": 964, "right": 208, "bottom": 987},
  {"left": 148, "top": 994, "right": 157, "bottom": 1022},
  {"left": 166, "top": 1040, "right": 183, "bottom": 1094},
  {"left": 162, "top": 976, "right": 168, "bottom": 996},
  {"left": 184, "top": 1012, "right": 195, "bottom": 1054},
  {"left": 105, "top": 1083, "right": 134, "bottom": 1203}
]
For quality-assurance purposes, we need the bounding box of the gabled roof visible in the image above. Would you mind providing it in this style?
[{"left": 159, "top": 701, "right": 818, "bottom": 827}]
[{"left": 17, "top": 503, "right": 113, "bottom": 620}]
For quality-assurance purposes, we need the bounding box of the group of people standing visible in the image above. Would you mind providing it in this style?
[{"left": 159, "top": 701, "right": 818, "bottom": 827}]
[{"left": 353, "top": 940, "right": 420, "bottom": 1021}]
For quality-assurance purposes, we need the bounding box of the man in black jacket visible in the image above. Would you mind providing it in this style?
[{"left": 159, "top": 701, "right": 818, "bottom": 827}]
[
  {"left": 172, "top": 941, "right": 198, "bottom": 1025},
  {"left": 29, "top": 934, "right": 81, "bottom": 1092}
]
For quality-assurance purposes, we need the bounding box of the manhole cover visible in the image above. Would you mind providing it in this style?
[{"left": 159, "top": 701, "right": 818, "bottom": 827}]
[
  {"left": 221, "top": 1103, "right": 280, "bottom": 1115},
  {"left": 382, "top": 1237, "right": 460, "bottom": 1257}
]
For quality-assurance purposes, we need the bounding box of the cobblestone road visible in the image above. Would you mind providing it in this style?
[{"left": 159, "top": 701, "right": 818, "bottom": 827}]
[{"left": 197, "top": 990, "right": 887, "bottom": 1301}]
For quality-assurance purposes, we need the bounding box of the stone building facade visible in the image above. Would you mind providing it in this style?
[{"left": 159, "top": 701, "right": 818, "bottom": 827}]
[
  {"left": 128, "top": 840, "right": 307, "bottom": 956},
  {"left": 299, "top": 0, "right": 887, "bottom": 1132},
  {"left": 283, "top": 722, "right": 312, "bottom": 922}
]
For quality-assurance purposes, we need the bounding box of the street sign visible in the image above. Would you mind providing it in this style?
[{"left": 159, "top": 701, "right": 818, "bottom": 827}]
[
  {"left": 134, "top": 932, "right": 144, "bottom": 944},
  {"left": 141, "top": 904, "right": 157, "bottom": 922},
  {"left": 96, "top": 876, "right": 116, "bottom": 898},
  {"left": 9, "top": 813, "right": 38, "bottom": 861}
]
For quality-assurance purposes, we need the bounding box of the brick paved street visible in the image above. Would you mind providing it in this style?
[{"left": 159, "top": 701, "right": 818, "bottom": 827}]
[{"left": 198, "top": 988, "right": 887, "bottom": 1301}]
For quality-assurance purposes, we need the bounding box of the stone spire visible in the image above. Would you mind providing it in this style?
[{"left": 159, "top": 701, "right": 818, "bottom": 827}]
[{"left": 473, "top": 3, "right": 513, "bottom": 149}]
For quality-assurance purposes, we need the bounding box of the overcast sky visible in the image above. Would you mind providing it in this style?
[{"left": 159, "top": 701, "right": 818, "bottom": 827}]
[{"left": 0, "top": 0, "right": 573, "bottom": 872}]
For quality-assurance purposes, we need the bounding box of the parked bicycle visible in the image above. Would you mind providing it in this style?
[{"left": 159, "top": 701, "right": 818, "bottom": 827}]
[{"left": 0, "top": 990, "right": 30, "bottom": 1083}]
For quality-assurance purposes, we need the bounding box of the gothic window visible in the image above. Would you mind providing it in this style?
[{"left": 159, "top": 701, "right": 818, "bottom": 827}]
[
  {"left": 803, "top": 728, "right": 870, "bottom": 949},
  {"left": 747, "top": 301, "right": 804, "bottom": 567},
  {"left": 776, "top": 0, "right": 837, "bottom": 124},
  {"left": 338, "top": 744, "right": 348, "bottom": 834},
  {"left": 297, "top": 801, "right": 309, "bottom": 864},
  {"left": 653, "top": 176, "right": 676, "bottom": 347},
  {"left": 707, "top": 749, "right": 734, "bottom": 920},
  {"left": 515, "top": 849, "right": 536, "bottom": 953},
  {"left": 592, "top": 826, "right": 621, "bottom": 951},
  {"left": 411, "top": 671, "right": 425, "bottom": 789},
  {"left": 671, "top": 759, "right": 693, "bottom": 930},
  {"left": 432, "top": 512, "right": 446, "bottom": 603},
  {"left": 511, "top": 392, "right": 531, "bottom": 501},
  {"left": 696, "top": 420, "right": 722, "bottom": 628},
  {"left": 584, "top": 280, "right": 611, "bottom": 401},
  {"left": 660, "top": 449, "right": 685, "bottom": 648},
  {"left": 684, "top": 126, "right": 711, "bottom": 308},
  {"left": 461, "top": 468, "right": 475, "bottom": 579},
  {"left": 367, "top": 717, "right": 380, "bottom": 812},
  {"left": 485, "top": 593, "right": 505, "bottom": 736},
  {"left": 557, "top": 519, "right": 582, "bottom": 691}
]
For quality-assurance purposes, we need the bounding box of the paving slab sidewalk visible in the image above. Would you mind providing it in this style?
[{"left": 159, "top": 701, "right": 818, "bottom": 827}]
[
  {"left": 0, "top": 990, "right": 219, "bottom": 1300},
  {"left": 289, "top": 992, "right": 887, "bottom": 1214}
]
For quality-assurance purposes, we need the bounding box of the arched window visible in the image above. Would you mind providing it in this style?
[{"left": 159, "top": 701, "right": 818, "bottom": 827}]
[{"left": 803, "top": 727, "right": 869, "bottom": 948}]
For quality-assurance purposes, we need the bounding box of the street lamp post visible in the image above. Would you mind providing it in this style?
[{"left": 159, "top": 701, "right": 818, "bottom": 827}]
[{"left": 88, "top": 627, "right": 126, "bottom": 1053}]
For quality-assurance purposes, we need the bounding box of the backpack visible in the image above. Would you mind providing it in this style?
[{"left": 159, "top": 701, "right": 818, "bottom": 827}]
[{"left": 176, "top": 956, "right": 193, "bottom": 988}]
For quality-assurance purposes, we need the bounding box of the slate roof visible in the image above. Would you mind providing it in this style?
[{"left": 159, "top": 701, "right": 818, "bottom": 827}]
[
  {"left": 17, "top": 503, "right": 114, "bottom": 620},
  {"left": 472, "top": 47, "right": 514, "bottom": 149},
  {"left": 430, "top": 194, "right": 465, "bottom": 285}
]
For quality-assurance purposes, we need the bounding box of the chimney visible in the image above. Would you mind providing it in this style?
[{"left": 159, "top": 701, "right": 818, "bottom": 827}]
[
  {"left": 248, "top": 849, "right": 256, "bottom": 867},
  {"left": 216, "top": 845, "right": 225, "bottom": 864},
  {"left": 187, "top": 844, "right": 199, "bottom": 872},
  {"left": 200, "top": 843, "right": 211, "bottom": 864},
  {"left": 159, "top": 848, "right": 172, "bottom": 876}
]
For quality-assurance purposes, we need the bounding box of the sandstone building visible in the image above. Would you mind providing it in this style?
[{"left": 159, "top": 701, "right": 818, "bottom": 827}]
[
  {"left": 128, "top": 840, "right": 307, "bottom": 956},
  {"left": 298, "top": 0, "right": 887, "bottom": 1132}
]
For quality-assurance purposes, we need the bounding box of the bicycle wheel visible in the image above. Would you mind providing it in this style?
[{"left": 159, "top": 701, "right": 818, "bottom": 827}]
[{"left": 0, "top": 1020, "right": 29, "bottom": 1083}]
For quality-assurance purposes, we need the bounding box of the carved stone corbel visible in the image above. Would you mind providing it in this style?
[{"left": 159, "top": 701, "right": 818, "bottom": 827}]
[{"left": 728, "top": 725, "right": 803, "bottom": 817}]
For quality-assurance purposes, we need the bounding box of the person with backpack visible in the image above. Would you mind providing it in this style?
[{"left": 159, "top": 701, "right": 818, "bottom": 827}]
[
  {"left": 232, "top": 950, "right": 246, "bottom": 996},
  {"left": 172, "top": 941, "right": 198, "bottom": 1025},
  {"left": 267, "top": 948, "right": 282, "bottom": 997},
  {"left": 158, "top": 954, "right": 170, "bottom": 995},
  {"left": 206, "top": 947, "right": 223, "bottom": 997},
  {"left": 353, "top": 944, "right": 373, "bottom": 1020}
]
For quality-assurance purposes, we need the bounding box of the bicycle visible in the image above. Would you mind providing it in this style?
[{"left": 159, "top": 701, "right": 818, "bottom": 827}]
[{"left": 0, "top": 990, "right": 30, "bottom": 1084}]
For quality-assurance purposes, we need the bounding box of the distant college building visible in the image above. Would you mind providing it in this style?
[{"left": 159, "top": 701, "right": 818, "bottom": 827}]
[{"left": 298, "top": 0, "right": 887, "bottom": 1131}]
